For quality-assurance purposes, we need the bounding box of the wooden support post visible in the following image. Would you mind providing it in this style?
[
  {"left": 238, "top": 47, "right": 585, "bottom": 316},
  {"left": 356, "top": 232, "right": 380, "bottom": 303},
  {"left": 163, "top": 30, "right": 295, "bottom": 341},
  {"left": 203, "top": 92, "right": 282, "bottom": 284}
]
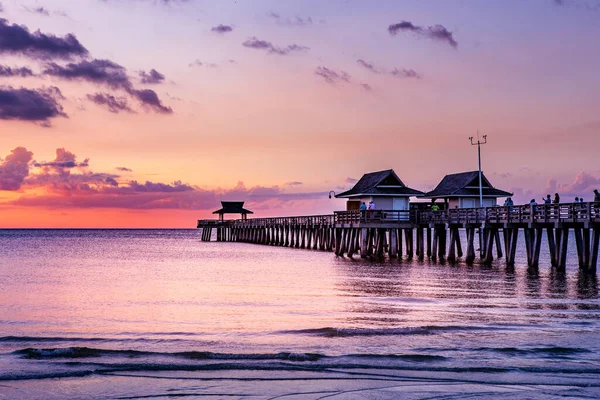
[
  {"left": 590, "top": 228, "right": 599, "bottom": 273},
  {"left": 447, "top": 228, "right": 456, "bottom": 263},
  {"left": 456, "top": 229, "right": 463, "bottom": 258},
  {"left": 426, "top": 228, "right": 432, "bottom": 258},
  {"left": 583, "top": 228, "right": 590, "bottom": 268},
  {"left": 532, "top": 228, "right": 543, "bottom": 268},
  {"left": 574, "top": 228, "right": 584, "bottom": 268},
  {"left": 432, "top": 228, "right": 438, "bottom": 261},
  {"left": 437, "top": 228, "right": 445, "bottom": 259},
  {"left": 406, "top": 229, "right": 413, "bottom": 259},
  {"left": 397, "top": 229, "right": 403, "bottom": 258},
  {"left": 347, "top": 229, "right": 356, "bottom": 258},
  {"left": 360, "top": 228, "right": 368, "bottom": 258},
  {"left": 495, "top": 230, "right": 503, "bottom": 258},
  {"left": 390, "top": 229, "right": 398, "bottom": 259},
  {"left": 559, "top": 228, "right": 569, "bottom": 271},
  {"left": 465, "top": 228, "right": 475, "bottom": 263},
  {"left": 484, "top": 228, "right": 495, "bottom": 264}
]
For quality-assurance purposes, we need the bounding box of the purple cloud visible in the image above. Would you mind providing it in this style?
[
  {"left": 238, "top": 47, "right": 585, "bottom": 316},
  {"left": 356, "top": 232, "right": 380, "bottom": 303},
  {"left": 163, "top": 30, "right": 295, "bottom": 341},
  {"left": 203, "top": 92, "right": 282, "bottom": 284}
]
[
  {"left": 268, "top": 12, "right": 313, "bottom": 26},
  {"left": 388, "top": 20, "right": 458, "bottom": 48},
  {"left": 139, "top": 69, "right": 165, "bottom": 84},
  {"left": 242, "top": 37, "right": 309, "bottom": 55},
  {"left": 315, "top": 66, "right": 350, "bottom": 85},
  {"left": 0, "top": 147, "right": 33, "bottom": 190},
  {"left": 356, "top": 59, "right": 381, "bottom": 74},
  {"left": 116, "top": 167, "right": 132, "bottom": 172},
  {"left": 44, "top": 59, "right": 172, "bottom": 113},
  {"left": 0, "top": 65, "right": 34, "bottom": 77},
  {"left": 390, "top": 67, "right": 421, "bottom": 79},
  {"left": 0, "top": 86, "right": 66, "bottom": 125},
  {"left": 87, "top": 93, "right": 135, "bottom": 114},
  {"left": 0, "top": 18, "right": 88, "bottom": 59},
  {"left": 211, "top": 24, "right": 233, "bottom": 34},
  {"left": 33, "top": 148, "right": 89, "bottom": 169}
]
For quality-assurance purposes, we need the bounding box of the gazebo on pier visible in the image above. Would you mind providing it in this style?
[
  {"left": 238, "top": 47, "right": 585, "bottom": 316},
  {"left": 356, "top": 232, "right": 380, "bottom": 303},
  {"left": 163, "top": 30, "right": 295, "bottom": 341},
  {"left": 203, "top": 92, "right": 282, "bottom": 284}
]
[{"left": 213, "top": 201, "right": 253, "bottom": 221}]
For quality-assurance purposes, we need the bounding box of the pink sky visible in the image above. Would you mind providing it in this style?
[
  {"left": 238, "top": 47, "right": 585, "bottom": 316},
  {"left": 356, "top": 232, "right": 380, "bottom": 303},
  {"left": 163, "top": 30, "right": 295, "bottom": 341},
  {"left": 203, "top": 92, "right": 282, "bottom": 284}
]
[{"left": 1, "top": 0, "right": 599, "bottom": 227}]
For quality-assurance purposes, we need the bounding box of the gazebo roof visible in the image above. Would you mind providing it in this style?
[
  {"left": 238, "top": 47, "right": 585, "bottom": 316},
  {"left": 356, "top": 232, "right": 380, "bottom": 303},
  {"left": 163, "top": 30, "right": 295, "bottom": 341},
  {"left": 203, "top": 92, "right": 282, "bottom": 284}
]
[
  {"left": 423, "top": 171, "right": 512, "bottom": 199},
  {"left": 212, "top": 201, "right": 254, "bottom": 215},
  {"left": 336, "top": 169, "right": 424, "bottom": 198}
]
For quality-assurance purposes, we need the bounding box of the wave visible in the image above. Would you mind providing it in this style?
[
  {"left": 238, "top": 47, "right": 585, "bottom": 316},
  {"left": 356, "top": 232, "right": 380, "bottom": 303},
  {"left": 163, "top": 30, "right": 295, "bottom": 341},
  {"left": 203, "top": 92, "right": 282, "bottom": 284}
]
[
  {"left": 279, "top": 325, "right": 501, "bottom": 337},
  {"left": 13, "top": 347, "right": 325, "bottom": 362}
]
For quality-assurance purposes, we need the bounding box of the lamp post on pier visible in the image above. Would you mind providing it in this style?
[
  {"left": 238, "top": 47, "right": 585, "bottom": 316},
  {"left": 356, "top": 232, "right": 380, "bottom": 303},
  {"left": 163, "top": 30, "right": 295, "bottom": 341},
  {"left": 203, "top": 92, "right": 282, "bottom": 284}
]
[
  {"left": 469, "top": 133, "right": 487, "bottom": 208},
  {"left": 470, "top": 133, "right": 487, "bottom": 258}
]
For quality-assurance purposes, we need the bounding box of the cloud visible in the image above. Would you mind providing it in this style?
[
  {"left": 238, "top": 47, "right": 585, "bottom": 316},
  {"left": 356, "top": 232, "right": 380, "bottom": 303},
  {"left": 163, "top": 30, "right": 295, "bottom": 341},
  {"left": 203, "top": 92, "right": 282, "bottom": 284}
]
[
  {"left": 345, "top": 177, "right": 358, "bottom": 184},
  {"left": 544, "top": 172, "right": 600, "bottom": 198},
  {"left": 26, "top": 6, "right": 50, "bottom": 16},
  {"left": 128, "top": 88, "right": 172, "bottom": 114},
  {"left": 0, "top": 65, "right": 34, "bottom": 77},
  {"left": 211, "top": 24, "right": 233, "bottom": 34},
  {"left": 357, "top": 59, "right": 421, "bottom": 80},
  {"left": 390, "top": 67, "right": 421, "bottom": 79},
  {"left": 139, "top": 69, "right": 165, "bottom": 84},
  {"left": 2, "top": 147, "right": 328, "bottom": 212},
  {"left": 116, "top": 167, "right": 132, "bottom": 172},
  {"left": 314, "top": 66, "right": 351, "bottom": 85},
  {"left": 356, "top": 59, "right": 381, "bottom": 74},
  {"left": 44, "top": 59, "right": 130, "bottom": 89},
  {"left": 33, "top": 148, "right": 89, "bottom": 169},
  {"left": 285, "top": 181, "right": 303, "bottom": 186},
  {"left": 242, "top": 37, "right": 309, "bottom": 55},
  {"left": 267, "top": 12, "right": 313, "bottom": 26},
  {"left": 388, "top": 20, "right": 458, "bottom": 48},
  {"left": 0, "top": 18, "right": 88, "bottom": 59},
  {"left": 0, "top": 147, "right": 34, "bottom": 190},
  {"left": 87, "top": 92, "right": 135, "bottom": 113},
  {"left": 44, "top": 59, "right": 172, "bottom": 113},
  {"left": 0, "top": 86, "right": 66, "bottom": 125},
  {"left": 189, "top": 59, "right": 218, "bottom": 68}
]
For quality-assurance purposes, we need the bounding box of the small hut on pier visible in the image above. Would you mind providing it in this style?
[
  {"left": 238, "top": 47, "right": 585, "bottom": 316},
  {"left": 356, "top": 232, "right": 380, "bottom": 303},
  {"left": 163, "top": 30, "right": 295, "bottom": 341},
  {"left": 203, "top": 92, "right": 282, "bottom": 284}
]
[
  {"left": 335, "top": 169, "right": 424, "bottom": 211},
  {"left": 213, "top": 201, "right": 253, "bottom": 221},
  {"left": 423, "top": 171, "right": 512, "bottom": 209}
]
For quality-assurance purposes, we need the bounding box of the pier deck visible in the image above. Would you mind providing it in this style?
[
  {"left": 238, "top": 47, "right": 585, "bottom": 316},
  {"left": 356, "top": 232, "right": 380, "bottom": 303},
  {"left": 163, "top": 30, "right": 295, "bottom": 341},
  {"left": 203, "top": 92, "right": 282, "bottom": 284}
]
[{"left": 198, "top": 203, "right": 600, "bottom": 272}]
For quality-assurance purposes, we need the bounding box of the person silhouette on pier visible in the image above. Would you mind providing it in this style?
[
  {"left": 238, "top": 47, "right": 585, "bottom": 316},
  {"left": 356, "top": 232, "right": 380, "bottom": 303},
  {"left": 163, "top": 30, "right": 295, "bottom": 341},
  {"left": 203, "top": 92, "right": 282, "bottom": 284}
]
[
  {"left": 594, "top": 189, "right": 600, "bottom": 216},
  {"left": 553, "top": 193, "right": 560, "bottom": 204},
  {"left": 542, "top": 194, "right": 551, "bottom": 204}
]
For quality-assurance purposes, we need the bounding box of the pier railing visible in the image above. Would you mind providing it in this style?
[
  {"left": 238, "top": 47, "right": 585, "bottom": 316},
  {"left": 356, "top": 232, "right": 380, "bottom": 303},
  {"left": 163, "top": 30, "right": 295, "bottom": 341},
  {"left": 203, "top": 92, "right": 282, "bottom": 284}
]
[{"left": 199, "top": 202, "right": 600, "bottom": 228}]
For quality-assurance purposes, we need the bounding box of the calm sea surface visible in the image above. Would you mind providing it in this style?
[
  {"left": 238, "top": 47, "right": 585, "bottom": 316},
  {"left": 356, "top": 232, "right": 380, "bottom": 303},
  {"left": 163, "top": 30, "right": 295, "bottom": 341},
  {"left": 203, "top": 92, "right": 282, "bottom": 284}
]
[{"left": 0, "top": 229, "right": 599, "bottom": 399}]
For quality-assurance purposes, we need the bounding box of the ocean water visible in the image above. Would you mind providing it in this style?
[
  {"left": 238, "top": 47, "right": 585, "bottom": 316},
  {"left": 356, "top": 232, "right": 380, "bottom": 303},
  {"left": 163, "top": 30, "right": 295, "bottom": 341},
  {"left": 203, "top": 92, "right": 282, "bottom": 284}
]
[{"left": 0, "top": 229, "right": 599, "bottom": 399}]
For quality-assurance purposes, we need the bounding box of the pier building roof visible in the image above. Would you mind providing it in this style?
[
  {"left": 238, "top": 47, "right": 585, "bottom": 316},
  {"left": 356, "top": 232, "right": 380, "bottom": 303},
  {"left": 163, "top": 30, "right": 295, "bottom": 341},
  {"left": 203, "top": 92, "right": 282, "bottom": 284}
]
[
  {"left": 423, "top": 171, "right": 512, "bottom": 199},
  {"left": 213, "top": 201, "right": 253, "bottom": 216},
  {"left": 335, "top": 169, "right": 424, "bottom": 198}
]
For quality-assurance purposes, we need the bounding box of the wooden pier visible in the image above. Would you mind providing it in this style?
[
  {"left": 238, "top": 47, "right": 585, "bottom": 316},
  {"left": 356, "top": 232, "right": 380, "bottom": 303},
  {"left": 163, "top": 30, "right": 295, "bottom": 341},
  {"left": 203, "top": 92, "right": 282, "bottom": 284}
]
[{"left": 198, "top": 203, "right": 600, "bottom": 273}]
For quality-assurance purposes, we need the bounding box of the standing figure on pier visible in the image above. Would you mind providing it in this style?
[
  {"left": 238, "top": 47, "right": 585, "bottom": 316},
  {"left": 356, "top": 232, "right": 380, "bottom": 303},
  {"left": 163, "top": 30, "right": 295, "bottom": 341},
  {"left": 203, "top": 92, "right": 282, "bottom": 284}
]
[
  {"left": 542, "top": 195, "right": 551, "bottom": 204},
  {"left": 360, "top": 202, "right": 367, "bottom": 211},
  {"left": 553, "top": 193, "right": 560, "bottom": 204},
  {"left": 593, "top": 189, "right": 600, "bottom": 216},
  {"left": 368, "top": 201, "right": 375, "bottom": 210}
]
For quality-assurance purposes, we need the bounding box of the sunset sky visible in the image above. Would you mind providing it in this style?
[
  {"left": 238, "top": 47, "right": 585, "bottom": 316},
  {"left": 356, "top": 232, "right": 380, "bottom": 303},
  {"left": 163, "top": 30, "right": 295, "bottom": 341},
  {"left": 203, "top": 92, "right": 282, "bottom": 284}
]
[{"left": 1, "top": 0, "right": 599, "bottom": 227}]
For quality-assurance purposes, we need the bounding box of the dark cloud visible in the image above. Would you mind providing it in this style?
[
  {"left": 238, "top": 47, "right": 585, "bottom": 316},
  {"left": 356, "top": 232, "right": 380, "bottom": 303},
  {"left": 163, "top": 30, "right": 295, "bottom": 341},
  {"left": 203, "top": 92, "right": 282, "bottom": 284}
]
[
  {"left": 44, "top": 59, "right": 130, "bottom": 89},
  {"left": 0, "top": 18, "right": 88, "bottom": 59},
  {"left": 33, "top": 148, "right": 89, "bottom": 169},
  {"left": 116, "top": 167, "right": 132, "bottom": 172},
  {"left": 345, "top": 177, "right": 358, "bottom": 184},
  {"left": 129, "top": 88, "right": 172, "bottom": 114},
  {"left": 388, "top": 20, "right": 458, "bottom": 48},
  {"left": 0, "top": 65, "right": 34, "bottom": 77},
  {"left": 0, "top": 147, "right": 34, "bottom": 190},
  {"left": 390, "top": 67, "right": 421, "bottom": 79},
  {"left": 44, "top": 59, "right": 172, "bottom": 113},
  {"left": 357, "top": 59, "right": 420, "bottom": 79},
  {"left": 285, "top": 181, "right": 303, "bottom": 186},
  {"left": 356, "top": 59, "right": 381, "bottom": 74},
  {"left": 315, "top": 66, "right": 350, "bottom": 85},
  {"left": 87, "top": 93, "right": 135, "bottom": 114},
  {"left": 139, "top": 69, "right": 165, "bottom": 84},
  {"left": 0, "top": 86, "right": 66, "bottom": 125},
  {"left": 211, "top": 24, "right": 233, "bottom": 34},
  {"left": 268, "top": 12, "right": 313, "bottom": 26},
  {"left": 242, "top": 37, "right": 309, "bottom": 55}
]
